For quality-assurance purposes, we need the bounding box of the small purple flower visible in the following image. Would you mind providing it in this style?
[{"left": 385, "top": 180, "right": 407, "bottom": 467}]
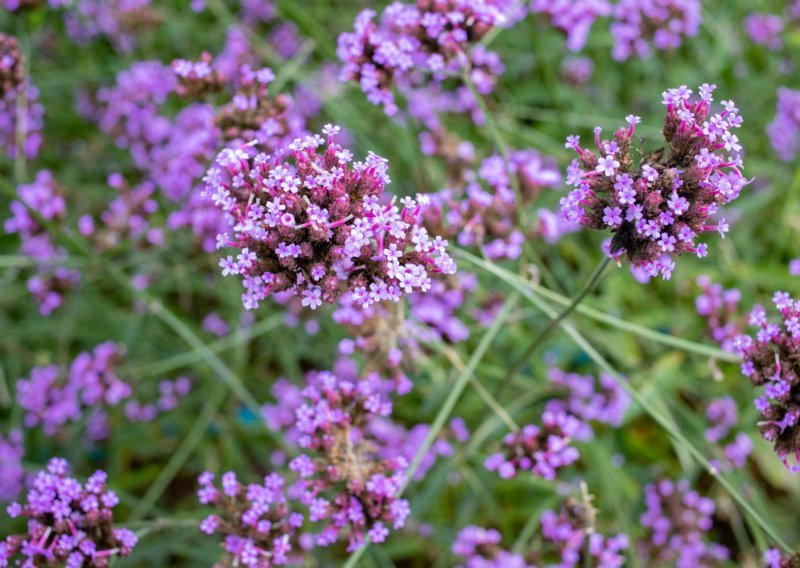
[{"left": 1, "top": 459, "right": 136, "bottom": 566}]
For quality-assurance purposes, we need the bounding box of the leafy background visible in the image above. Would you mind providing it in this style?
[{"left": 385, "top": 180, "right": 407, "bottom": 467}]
[{"left": 1, "top": 1, "right": 799, "bottom": 566}]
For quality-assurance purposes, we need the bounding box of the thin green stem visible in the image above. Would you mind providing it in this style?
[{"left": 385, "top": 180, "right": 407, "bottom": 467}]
[
  {"left": 457, "top": 249, "right": 739, "bottom": 363},
  {"left": 130, "top": 314, "right": 283, "bottom": 379},
  {"left": 461, "top": 71, "right": 524, "bottom": 213},
  {"left": 505, "top": 256, "right": 612, "bottom": 382},
  {"left": 129, "top": 381, "right": 228, "bottom": 521},
  {"left": 341, "top": 294, "right": 519, "bottom": 567}
]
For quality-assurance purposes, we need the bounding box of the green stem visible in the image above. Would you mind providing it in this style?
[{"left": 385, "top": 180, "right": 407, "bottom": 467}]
[
  {"left": 129, "top": 381, "right": 228, "bottom": 521},
  {"left": 505, "top": 256, "right": 611, "bottom": 382},
  {"left": 457, "top": 249, "right": 739, "bottom": 363}
]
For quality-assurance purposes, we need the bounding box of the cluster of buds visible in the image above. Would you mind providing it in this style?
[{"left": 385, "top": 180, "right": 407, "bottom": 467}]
[
  {"left": 15, "top": 342, "right": 132, "bottom": 439},
  {"left": 0, "top": 33, "right": 43, "bottom": 159},
  {"left": 0, "top": 34, "right": 25, "bottom": 97},
  {"left": 172, "top": 52, "right": 225, "bottom": 99},
  {"left": 425, "top": 150, "right": 567, "bottom": 260},
  {"left": 1, "top": 459, "right": 137, "bottom": 567},
  {"left": 214, "top": 65, "right": 306, "bottom": 150},
  {"left": 333, "top": 293, "right": 418, "bottom": 386},
  {"left": 197, "top": 471, "right": 303, "bottom": 567},
  {"left": 695, "top": 275, "right": 743, "bottom": 353},
  {"left": 287, "top": 369, "right": 411, "bottom": 550},
  {"left": 337, "top": 1, "right": 515, "bottom": 116},
  {"left": 610, "top": 0, "right": 701, "bottom": 61},
  {"left": 207, "top": 125, "right": 456, "bottom": 312},
  {"left": 560, "top": 84, "right": 747, "bottom": 279},
  {"left": 639, "top": 479, "right": 728, "bottom": 566},
  {"left": 333, "top": 273, "right": 474, "bottom": 386},
  {"left": 484, "top": 409, "right": 582, "bottom": 480},
  {"left": 733, "top": 292, "right": 800, "bottom": 473}
]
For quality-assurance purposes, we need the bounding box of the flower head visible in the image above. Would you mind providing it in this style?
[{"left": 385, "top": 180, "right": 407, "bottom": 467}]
[
  {"left": 206, "top": 126, "right": 455, "bottom": 311},
  {"left": 1, "top": 459, "right": 137, "bottom": 566},
  {"left": 560, "top": 84, "right": 748, "bottom": 280}
]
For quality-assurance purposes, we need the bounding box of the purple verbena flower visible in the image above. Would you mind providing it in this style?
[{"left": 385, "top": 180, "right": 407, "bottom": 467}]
[
  {"left": 767, "top": 87, "right": 800, "bottom": 162},
  {"left": 560, "top": 84, "right": 748, "bottom": 280},
  {"left": 639, "top": 479, "right": 728, "bottom": 566},
  {"left": 484, "top": 409, "right": 582, "bottom": 480},
  {"left": 743, "top": 13, "right": 784, "bottom": 51},
  {"left": 425, "top": 149, "right": 566, "bottom": 260},
  {"left": 15, "top": 342, "right": 132, "bottom": 439},
  {"left": 732, "top": 292, "right": 800, "bottom": 473},
  {"left": 337, "top": 1, "right": 517, "bottom": 116},
  {"left": 530, "top": 0, "right": 611, "bottom": 52},
  {"left": 196, "top": 470, "right": 301, "bottom": 566},
  {"left": 610, "top": 0, "right": 701, "bottom": 61},
  {"left": 0, "top": 430, "right": 25, "bottom": 502},
  {"left": 1, "top": 459, "right": 137, "bottom": 566},
  {"left": 206, "top": 125, "right": 456, "bottom": 311},
  {"left": 695, "top": 275, "right": 743, "bottom": 352}
]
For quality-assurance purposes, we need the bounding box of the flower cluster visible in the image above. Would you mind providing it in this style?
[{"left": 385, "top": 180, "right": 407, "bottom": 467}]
[
  {"left": 639, "top": 479, "right": 728, "bottom": 566},
  {"left": 214, "top": 65, "right": 307, "bottom": 151},
  {"left": 545, "top": 366, "right": 630, "bottom": 438},
  {"left": 609, "top": 0, "right": 701, "bottom": 61},
  {"left": 124, "top": 376, "right": 192, "bottom": 422},
  {"left": 337, "top": 1, "right": 515, "bottom": 116},
  {"left": 767, "top": 87, "right": 800, "bottom": 162},
  {"left": 207, "top": 125, "right": 456, "bottom": 311},
  {"left": 529, "top": 0, "right": 611, "bottom": 52},
  {"left": 452, "top": 525, "right": 530, "bottom": 568},
  {"left": 425, "top": 150, "right": 568, "bottom": 260},
  {"left": 733, "top": 292, "right": 800, "bottom": 473},
  {"left": 287, "top": 369, "right": 411, "bottom": 550},
  {"left": 743, "top": 13, "right": 784, "bottom": 51},
  {"left": 453, "top": 498, "right": 628, "bottom": 568},
  {"left": 0, "top": 33, "right": 44, "bottom": 159},
  {"left": 0, "top": 430, "right": 25, "bottom": 502},
  {"left": 63, "top": 0, "right": 162, "bottom": 52},
  {"left": 197, "top": 470, "right": 303, "bottom": 567},
  {"left": 484, "top": 409, "right": 582, "bottom": 480},
  {"left": 79, "top": 174, "right": 163, "bottom": 251},
  {"left": 1, "top": 459, "right": 137, "bottom": 567},
  {"left": 173, "top": 52, "right": 225, "bottom": 99},
  {"left": 704, "top": 397, "right": 752, "bottom": 471},
  {"left": 765, "top": 548, "right": 800, "bottom": 568},
  {"left": 4, "top": 170, "right": 80, "bottom": 315},
  {"left": 539, "top": 501, "right": 629, "bottom": 567},
  {"left": 15, "top": 342, "right": 132, "bottom": 439},
  {"left": 560, "top": 84, "right": 747, "bottom": 279},
  {"left": 695, "top": 275, "right": 743, "bottom": 352}
]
